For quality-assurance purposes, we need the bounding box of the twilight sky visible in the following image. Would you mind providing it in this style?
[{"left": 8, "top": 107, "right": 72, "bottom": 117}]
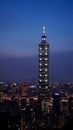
[
  {"left": 0, "top": 0, "right": 73, "bottom": 57},
  {"left": 0, "top": 0, "right": 73, "bottom": 82}
]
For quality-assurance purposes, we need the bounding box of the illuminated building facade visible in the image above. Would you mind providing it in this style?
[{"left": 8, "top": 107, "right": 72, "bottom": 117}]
[
  {"left": 21, "top": 82, "right": 29, "bottom": 97},
  {"left": 38, "top": 26, "right": 49, "bottom": 97}
]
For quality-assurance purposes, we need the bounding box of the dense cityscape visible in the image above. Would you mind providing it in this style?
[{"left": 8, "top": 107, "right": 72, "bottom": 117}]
[
  {"left": 0, "top": 81, "right": 73, "bottom": 130},
  {"left": 0, "top": 27, "right": 73, "bottom": 130}
]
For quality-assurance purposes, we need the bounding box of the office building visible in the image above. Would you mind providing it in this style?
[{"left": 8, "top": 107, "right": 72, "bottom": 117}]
[
  {"left": 52, "top": 93, "right": 60, "bottom": 129},
  {"left": 38, "top": 26, "right": 49, "bottom": 98}
]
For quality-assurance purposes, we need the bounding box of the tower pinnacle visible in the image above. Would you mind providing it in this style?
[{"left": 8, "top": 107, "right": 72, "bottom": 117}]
[
  {"left": 43, "top": 26, "right": 46, "bottom": 34},
  {"left": 42, "top": 26, "right": 46, "bottom": 40}
]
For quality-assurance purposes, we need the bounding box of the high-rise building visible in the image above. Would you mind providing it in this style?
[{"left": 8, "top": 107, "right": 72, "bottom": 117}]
[
  {"left": 38, "top": 26, "right": 49, "bottom": 97},
  {"left": 51, "top": 93, "right": 60, "bottom": 129},
  {"left": 21, "top": 82, "right": 29, "bottom": 97}
]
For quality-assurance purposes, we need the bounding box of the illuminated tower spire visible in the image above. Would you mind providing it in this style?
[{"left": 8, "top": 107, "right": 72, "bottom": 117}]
[
  {"left": 38, "top": 26, "right": 49, "bottom": 98},
  {"left": 42, "top": 26, "right": 46, "bottom": 40},
  {"left": 43, "top": 26, "right": 45, "bottom": 33}
]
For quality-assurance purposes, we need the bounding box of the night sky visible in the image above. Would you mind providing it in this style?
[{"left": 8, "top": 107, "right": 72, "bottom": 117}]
[{"left": 0, "top": 0, "right": 73, "bottom": 82}]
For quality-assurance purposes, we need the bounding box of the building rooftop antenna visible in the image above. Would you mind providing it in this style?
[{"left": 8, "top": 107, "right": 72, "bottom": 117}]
[
  {"left": 42, "top": 26, "right": 46, "bottom": 40},
  {"left": 43, "top": 26, "right": 46, "bottom": 34}
]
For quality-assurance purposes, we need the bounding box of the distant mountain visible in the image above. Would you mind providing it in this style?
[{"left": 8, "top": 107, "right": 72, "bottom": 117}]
[{"left": 0, "top": 51, "right": 73, "bottom": 82}]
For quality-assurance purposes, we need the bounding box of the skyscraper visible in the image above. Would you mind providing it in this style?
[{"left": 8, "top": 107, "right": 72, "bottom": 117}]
[
  {"left": 52, "top": 93, "right": 60, "bottom": 129},
  {"left": 38, "top": 26, "right": 49, "bottom": 97}
]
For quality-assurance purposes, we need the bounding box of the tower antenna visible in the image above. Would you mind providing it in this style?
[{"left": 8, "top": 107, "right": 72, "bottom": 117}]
[
  {"left": 43, "top": 26, "right": 46, "bottom": 34},
  {"left": 42, "top": 26, "right": 46, "bottom": 40}
]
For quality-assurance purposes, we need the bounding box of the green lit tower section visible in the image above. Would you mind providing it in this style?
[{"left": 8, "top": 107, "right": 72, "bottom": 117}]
[{"left": 39, "top": 26, "right": 49, "bottom": 94}]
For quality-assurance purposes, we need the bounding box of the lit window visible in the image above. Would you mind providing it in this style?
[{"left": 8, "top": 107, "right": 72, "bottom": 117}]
[
  {"left": 45, "top": 86, "right": 48, "bottom": 89},
  {"left": 39, "top": 86, "right": 41, "bottom": 88},
  {"left": 39, "top": 79, "right": 42, "bottom": 82},
  {"left": 45, "top": 74, "right": 47, "bottom": 77},
  {"left": 40, "top": 53, "right": 42, "bottom": 55},
  {"left": 40, "top": 69, "right": 42, "bottom": 71},
  {"left": 45, "top": 63, "right": 48, "bottom": 66},
  {"left": 45, "top": 47, "right": 48, "bottom": 50},
  {"left": 45, "top": 53, "right": 48, "bottom": 55},
  {"left": 40, "top": 47, "right": 42, "bottom": 50},
  {"left": 40, "top": 58, "right": 42, "bottom": 60},
  {"left": 45, "top": 79, "right": 48, "bottom": 82},
  {"left": 40, "top": 74, "right": 42, "bottom": 76},
  {"left": 40, "top": 63, "right": 42, "bottom": 66},
  {"left": 45, "top": 68, "right": 47, "bottom": 71},
  {"left": 45, "top": 58, "right": 48, "bottom": 60}
]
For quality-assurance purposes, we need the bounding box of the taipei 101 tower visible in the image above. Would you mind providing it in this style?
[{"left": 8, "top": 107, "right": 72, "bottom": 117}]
[{"left": 38, "top": 26, "right": 49, "bottom": 97}]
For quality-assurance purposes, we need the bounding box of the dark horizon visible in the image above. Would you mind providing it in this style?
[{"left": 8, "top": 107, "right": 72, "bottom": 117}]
[{"left": 0, "top": 50, "right": 73, "bottom": 83}]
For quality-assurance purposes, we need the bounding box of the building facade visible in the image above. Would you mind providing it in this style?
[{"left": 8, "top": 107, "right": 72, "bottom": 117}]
[
  {"left": 52, "top": 93, "right": 60, "bottom": 129},
  {"left": 38, "top": 26, "right": 49, "bottom": 97}
]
